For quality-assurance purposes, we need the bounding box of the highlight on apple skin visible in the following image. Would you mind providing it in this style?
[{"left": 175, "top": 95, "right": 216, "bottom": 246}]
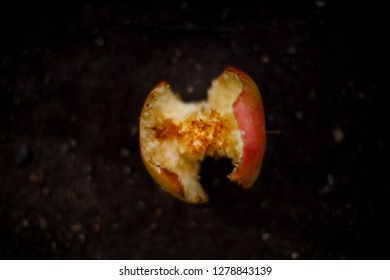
[{"left": 139, "top": 66, "right": 266, "bottom": 203}]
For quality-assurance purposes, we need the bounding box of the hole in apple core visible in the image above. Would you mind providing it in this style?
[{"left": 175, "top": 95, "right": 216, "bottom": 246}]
[{"left": 200, "top": 157, "right": 238, "bottom": 202}]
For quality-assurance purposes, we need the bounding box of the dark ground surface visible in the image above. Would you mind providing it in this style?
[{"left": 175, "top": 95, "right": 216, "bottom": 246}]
[{"left": 0, "top": 1, "right": 388, "bottom": 259}]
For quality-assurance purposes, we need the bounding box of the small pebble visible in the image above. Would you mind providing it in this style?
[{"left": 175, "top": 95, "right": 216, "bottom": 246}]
[
  {"left": 130, "top": 126, "right": 138, "bottom": 136},
  {"left": 42, "top": 186, "right": 50, "bottom": 196},
  {"left": 333, "top": 128, "right": 345, "bottom": 143},
  {"left": 291, "top": 251, "right": 299, "bottom": 259},
  {"left": 186, "top": 85, "right": 195, "bottom": 94},
  {"left": 319, "top": 184, "right": 332, "bottom": 195},
  {"left": 16, "top": 145, "right": 34, "bottom": 167},
  {"left": 171, "top": 57, "right": 179, "bottom": 64},
  {"left": 28, "top": 171, "right": 45, "bottom": 184},
  {"left": 188, "top": 220, "right": 197, "bottom": 229},
  {"left": 212, "top": 178, "right": 221, "bottom": 187},
  {"left": 91, "top": 216, "right": 102, "bottom": 232},
  {"left": 295, "top": 111, "right": 304, "bottom": 120},
  {"left": 181, "top": 1, "right": 188, "bottom": 10},
  {"left": 155, "top": 208, "right": 163, "bottom": 217},
  {"left": 267, "top": 114, "right": 275, "bottom": 122},
  {"left": 327, "top": 173, "right": 335, "bottom": 186},
  {"left": 149, "top": 222, "right": 158, "bottom": 230},
  {"left": 316, "top": 1, "right": 327, "bottom": 8},
  {"left": 70, "top": 114, "right": 77, "bottom": 123},
  {"left": 358, "top": 92, "right": 366, "bottom": 99},
  {"left": 121, "top": 166, "right": 131, "bottom": 175},
  {"left": 346, "top": 80, "right": 355, "bottom": 89},
  {"left": 220, "top": 8, "right": 230, "bottom": 21},
  {"left": 261, "top": 54, "right": 270, "bottom": 64},
  {"left": 126, "top": 178, "right": 135, "bottom": 185},
  {"left": 195, "top": 63, "right": 203, "bottom": 71},
  {"left": 70, "top": 222, "right": 82, "bottom": 233},
  {"left": 38, "top": 216, "right": 48, "bottom": 230},
  {"left": 92, "top": 223, "right": 101, "bottom": 233},
  {"left": 69, "top": 139, "right": 77, "bottom": 148},
  {"left": 120, "top": 148, "right": 130, "bottom": 158},
  {"left": 261, "top": 232, "right": 271, "bottom": 241},
  {"left": 95, "top": 37, "right": 105, "bottom": 47},
  {"left": 307, "top": 89, "right": 317, "bottom": 100},
  {"left": 50, "top": 241, "right": 57, "bottom": 252},
  {"left": 123, "top": 18, "right": 132, "bottom": 24},
  {"left": 286, "top": 46, "right": 297, "bottom": 56},
  {"left": 135, "top": 200, "right": 145, "bottom": 211},
  {"left": 78, "top": 233, "right": 86, "bottom": 242},
  {"left": 174, "top": 49, "right": 182, "bottom": 57},
  {"left": 14, "top": 97, "right": 20, "bottom": 105},
  {"left": 21, "top": 218, "right": 29, "bottom": 228},
  {"left": 83, "top": 165, "right": 92, "bottom": 174}
]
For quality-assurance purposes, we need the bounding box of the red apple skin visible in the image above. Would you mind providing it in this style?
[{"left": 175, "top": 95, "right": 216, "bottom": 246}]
[{"left": 226, "top": 66, "right": 266, "bottom": 188}]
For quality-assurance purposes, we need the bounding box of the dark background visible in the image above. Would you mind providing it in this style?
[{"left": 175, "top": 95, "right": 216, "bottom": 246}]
[{"left": 0, "top": 0, "right": 388, "bottom": 259}]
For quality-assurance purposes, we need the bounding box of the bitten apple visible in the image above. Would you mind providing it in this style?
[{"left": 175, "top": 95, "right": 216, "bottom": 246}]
[{"left": 139, "top": 66, "right": 266, "bottom": 203}]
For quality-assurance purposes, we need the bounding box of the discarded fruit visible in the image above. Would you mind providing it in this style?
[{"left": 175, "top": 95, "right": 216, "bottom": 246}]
[{"left": 139, "top": 66, "right": 266, "bottom": 203}]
